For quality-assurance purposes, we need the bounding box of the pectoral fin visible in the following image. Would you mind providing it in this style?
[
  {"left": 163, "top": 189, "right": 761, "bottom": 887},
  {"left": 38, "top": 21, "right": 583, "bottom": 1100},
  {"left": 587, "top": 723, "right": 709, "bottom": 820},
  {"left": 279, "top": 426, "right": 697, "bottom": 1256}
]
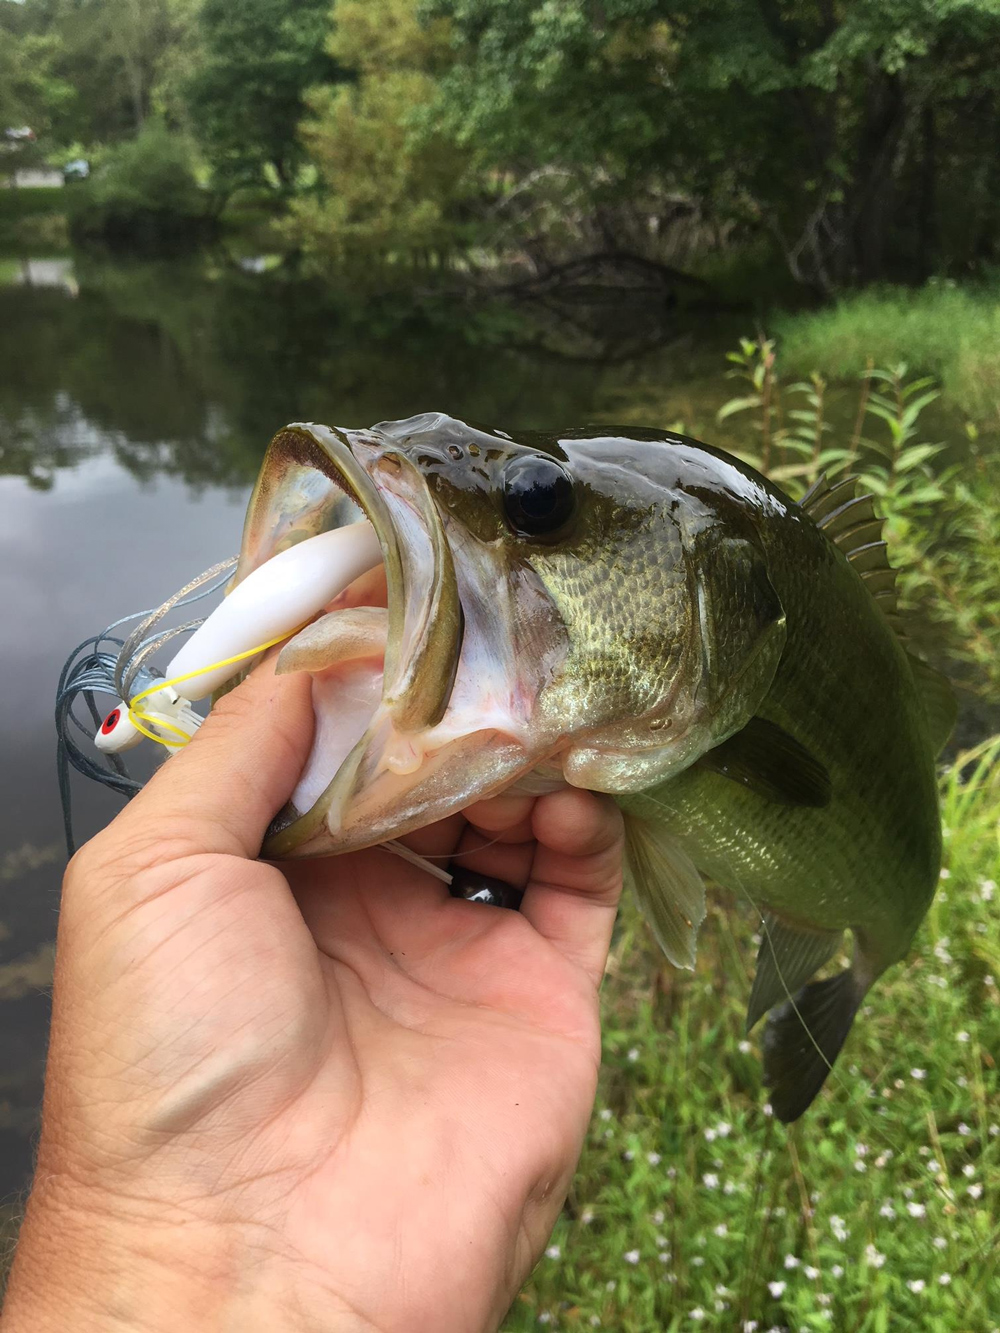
[
  {"left": 622, "top": 816, "right": 706, "bottom": 969},
  {"left": 746, "top": 913, "right": 842, "bottom": 1032},
  {"left": 700, "top": 717, "right": 831, "bottom": 808}
]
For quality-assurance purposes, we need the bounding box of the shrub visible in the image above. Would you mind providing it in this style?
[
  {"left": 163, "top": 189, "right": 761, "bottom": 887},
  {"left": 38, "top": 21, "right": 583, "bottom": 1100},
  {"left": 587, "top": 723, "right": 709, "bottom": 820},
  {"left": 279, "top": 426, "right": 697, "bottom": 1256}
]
[{"left": 71, "top": 123, "right": 215, "bottom": 251}]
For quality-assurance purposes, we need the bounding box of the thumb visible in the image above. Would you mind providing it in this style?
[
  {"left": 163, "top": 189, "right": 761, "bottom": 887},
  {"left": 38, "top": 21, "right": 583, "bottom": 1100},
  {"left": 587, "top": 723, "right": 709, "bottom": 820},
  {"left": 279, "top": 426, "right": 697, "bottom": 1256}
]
[{"left": 108, "top": 660, "right": 315, "bottom": 863}]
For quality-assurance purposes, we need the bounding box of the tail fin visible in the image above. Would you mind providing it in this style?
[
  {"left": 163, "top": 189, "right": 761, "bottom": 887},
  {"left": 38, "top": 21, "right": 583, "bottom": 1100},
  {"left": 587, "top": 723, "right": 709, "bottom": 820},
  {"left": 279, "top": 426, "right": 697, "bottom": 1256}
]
[{"left": 762, "top": 969, "right": 864, "bottom": 1122}]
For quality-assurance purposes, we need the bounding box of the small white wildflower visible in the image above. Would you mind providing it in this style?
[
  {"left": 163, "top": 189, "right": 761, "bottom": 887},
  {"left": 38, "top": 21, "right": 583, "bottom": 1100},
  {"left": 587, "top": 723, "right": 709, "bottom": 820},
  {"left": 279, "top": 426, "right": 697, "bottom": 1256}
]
[
  {"left": 545, "top": 1245, "right": 561, "bottom": 1260},
  {"left": 990, "top": 1125, "right": 999, "bottom": 1138},
  {"left": 957, "top": 1031, "right": 970, "bottom": 1044},
  {"left": 958, "top": 1122, "right": 971, "bottom": 1136},
  {"left": 763, "top": 1102, "right": 774, "bottom": 1117},
  {"left": 907, "top": 1279, "right": 926, "bottom": 1293},
  {"left": 623, "top": 1150, "right": 634, "bottom": 1161},
  {"left": 716, "top": 1122, "right": 732, "bottom": 1138},
  {"left": 907, "top": 1202, "right": 926, "bottom": 1218},
  {"left": 723, "top": 1181, "right": 736, "bottom": 1195},
  {"left": 784, "top": 1254, "right": 799, "bottom": 1269},
  {"left": 939, "top": 1273, "right": 952, "bottom": 1286},
  {"left": 623, "top": 1248, "right": 640, "bottom": 1265},
  {"left": 986, "top": 974, "right": 997, "bottom": 988},
  {"left": 653, "top": 1209, "right": 665, "bottom": 1224},
  {"left": 581, "top": 1208, "right": 594, "bottom": 1224},
  {"left": 538, "top": 1313, "right": 553, "bottom": 1325},
  {"left": 967, "top": 1183, "right": 983, "bottom": 1199},
  {"left": 704, "top": 1127, "right": 717, "bottom": 1142},
  {"left": 854, "top": 1159, "right": 867, "bottom": 1172},
  {"left": 911, "top": 1068, "right": 926, "bottom": 1080},
  {"left": 627, "top": 1047, "right": 640, "bottom": 1062},
  {"left": 865, "top": 1245, "right": 886, "bottom": 1268},
  {"left": 742, "top": 1323, "right": 759, "bottom": 1333},
  {"left": 589, "top": 1317, "right": 600, "bottom": 1328},
  {"left": 689, "top": 1309, "right": 705, "bottom": 1323},
  {"left": 598, "top": 1108, "right": 612, "bottom": 1123},
  {"left": 818, "top": 1293, "right": 832, "bottom": 1307},
  {"left": 919, "top": 1146, "right": 931, "bottom": 1157},
  {"left": 739, "top": 1040, "right": 752, "bottom": 1054},
  {"left": 804, "top": 1265, "right": 820, "bottom": 1280},
  {"left": 831, "top": 1264, "right": 844, "bottom": 1279},
  {"left": 691, "top": 1256, "right": 705, "bottom": 1267},
  {"left": 605, "top": 1280, "right": 615, "bottom": 1291},
  {"left": 767, "top": 1280, "right": 786, "bottom": 1298},
  {"left": 978, "top": 877, "right": 995, "bottom": 902},
  {"left": 875, "top": 1153, "right": 889, "bottom": 1167},
  {"left": 939, "top": 867, "right": 951, "bottom": 879},
  {"left": 647, "top": 1152, "right": 661, "bottom": 1165},
  {"left": 830, "top": 1215, "right": 849, "bottom": 1241},
  {"left": 714, "top": 1223, "right": 728, "bottom": 1238},
  {"left": 702, "top": 1173, "right": 719, "bottom": 1189},
  {"left": 658, "top": 1250, "right": 669, "bottom": 1262},
  {"left": 958, "top": 1075, "right": 969, "bottom": 1087},
  {"left": 963, "top": 1164, "right": 976, "bottom": 1177},
  {"left": 933, "top": 1236, "right": 947, "bottom": 1249},
  {"left": 715, "top": 1285, "right": 730, "bottom": 1297}
]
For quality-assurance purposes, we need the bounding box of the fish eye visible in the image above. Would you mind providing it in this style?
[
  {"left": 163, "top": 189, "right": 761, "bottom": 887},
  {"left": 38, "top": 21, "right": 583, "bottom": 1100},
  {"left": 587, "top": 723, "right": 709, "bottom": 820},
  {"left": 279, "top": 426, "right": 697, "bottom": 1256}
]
[{"left": 501, "top": 456, "right": 575, "bottom": 537}]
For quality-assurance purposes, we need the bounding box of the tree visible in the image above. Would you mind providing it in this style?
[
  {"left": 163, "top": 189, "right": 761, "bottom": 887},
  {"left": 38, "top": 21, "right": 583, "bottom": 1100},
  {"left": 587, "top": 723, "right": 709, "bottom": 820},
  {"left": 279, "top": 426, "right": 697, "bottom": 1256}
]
[
  {"left": 288, "top": 0, "right": 475, "bottom": 273},
  {"left": 427, "top": 0, "right": 1000, "bottom": 288},
  {"left": 185, "top": 0, "right": 340, "bottom": 191}
]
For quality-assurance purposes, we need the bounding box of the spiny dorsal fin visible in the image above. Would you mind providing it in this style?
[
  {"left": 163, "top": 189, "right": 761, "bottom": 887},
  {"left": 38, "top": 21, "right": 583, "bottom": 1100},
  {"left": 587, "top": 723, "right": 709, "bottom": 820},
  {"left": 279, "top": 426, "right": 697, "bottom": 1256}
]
[
  {"left": 622, "top": 815, "right": 706, "bottom": 969},
  {"left": 800, "top": 474, "right": 900, "bottom": 621}
]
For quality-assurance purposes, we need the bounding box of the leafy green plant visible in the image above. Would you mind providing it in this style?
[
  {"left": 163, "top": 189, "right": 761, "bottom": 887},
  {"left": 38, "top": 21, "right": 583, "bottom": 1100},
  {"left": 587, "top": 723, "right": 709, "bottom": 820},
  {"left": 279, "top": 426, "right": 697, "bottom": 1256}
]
[{"left": 718, "top": 339, "right": 1000, "bottom": 697}]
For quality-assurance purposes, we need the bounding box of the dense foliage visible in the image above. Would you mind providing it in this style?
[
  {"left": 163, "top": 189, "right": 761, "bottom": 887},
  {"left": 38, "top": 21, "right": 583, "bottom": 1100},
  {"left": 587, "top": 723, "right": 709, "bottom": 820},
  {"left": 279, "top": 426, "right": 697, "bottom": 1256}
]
[{"left": 7, "top": 0, "right": 1000, "bottom": 285}]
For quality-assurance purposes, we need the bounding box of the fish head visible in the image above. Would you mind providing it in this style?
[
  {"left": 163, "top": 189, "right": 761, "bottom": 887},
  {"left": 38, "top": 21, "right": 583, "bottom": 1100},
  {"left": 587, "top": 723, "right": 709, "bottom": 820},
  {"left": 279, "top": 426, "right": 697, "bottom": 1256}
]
[{"left": 246, "top": 415, "right": 787, "bottom": 857}]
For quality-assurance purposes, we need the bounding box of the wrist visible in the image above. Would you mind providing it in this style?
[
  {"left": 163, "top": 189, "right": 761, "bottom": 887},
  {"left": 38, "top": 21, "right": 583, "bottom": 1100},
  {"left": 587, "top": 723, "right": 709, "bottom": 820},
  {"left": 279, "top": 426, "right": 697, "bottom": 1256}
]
[{"left": 1, "top": 1171, "right": 371, "bottom": 1333}]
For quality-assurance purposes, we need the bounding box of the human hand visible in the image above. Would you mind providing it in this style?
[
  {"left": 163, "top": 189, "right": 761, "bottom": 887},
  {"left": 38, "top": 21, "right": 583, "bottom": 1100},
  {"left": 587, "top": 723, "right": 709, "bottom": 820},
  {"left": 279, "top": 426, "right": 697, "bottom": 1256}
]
[{"left": 3, "top": 664, "right": 624, "bottom": 1333}]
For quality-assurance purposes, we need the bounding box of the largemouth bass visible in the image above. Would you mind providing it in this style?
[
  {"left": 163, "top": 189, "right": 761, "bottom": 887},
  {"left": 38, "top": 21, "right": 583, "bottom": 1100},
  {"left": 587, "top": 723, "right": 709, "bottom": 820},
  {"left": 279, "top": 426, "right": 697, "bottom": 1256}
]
[{"left": 235, "top": 413, "right": 953, "bottom": 1121}]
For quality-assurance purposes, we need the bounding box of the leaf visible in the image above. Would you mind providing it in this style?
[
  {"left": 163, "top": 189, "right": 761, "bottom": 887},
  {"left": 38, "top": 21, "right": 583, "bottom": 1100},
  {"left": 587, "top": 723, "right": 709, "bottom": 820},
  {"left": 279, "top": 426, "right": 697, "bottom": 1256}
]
[
  {"left": 716, "top": 395, "right": 761, "bottom": 421},
  {"left": 896, "top": 443, "right": 944, "bottom": 472},
  {"left": 901, "top": 390, "right": 941, "bottom": 428}
]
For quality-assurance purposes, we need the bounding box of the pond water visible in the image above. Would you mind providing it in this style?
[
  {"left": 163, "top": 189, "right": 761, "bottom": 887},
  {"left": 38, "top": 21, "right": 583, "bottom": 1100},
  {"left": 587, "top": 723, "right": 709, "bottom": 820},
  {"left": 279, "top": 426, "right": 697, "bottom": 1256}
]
[{"left": 0, "top": 253, "right": 985, "bottom": 1201}]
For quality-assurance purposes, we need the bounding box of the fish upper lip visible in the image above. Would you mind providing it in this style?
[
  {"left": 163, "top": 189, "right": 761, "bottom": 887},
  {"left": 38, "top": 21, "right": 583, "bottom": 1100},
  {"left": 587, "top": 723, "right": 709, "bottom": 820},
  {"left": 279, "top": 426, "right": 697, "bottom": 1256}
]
[{"left": 284, "top": 421, "right": 463, "bottom": 732}]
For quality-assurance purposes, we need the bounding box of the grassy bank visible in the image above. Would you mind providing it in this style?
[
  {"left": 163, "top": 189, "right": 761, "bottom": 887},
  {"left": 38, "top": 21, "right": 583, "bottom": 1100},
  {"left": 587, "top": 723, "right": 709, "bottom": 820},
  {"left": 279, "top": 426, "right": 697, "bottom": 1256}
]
[
  {"left": 0, "top": 186, "right": 69, "bottom": 250},
  {"left": 776, "top": 282, "right": 1000, "bottom": 425}
]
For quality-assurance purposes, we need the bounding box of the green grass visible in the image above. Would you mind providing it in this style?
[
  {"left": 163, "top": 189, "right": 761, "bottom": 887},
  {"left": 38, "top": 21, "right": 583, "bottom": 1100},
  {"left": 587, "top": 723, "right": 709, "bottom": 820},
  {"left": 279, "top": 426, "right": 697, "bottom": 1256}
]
[
  {"left": 776, "top": 282, "right": 1000, "bottom": 425},
  {"left": 504, "top": 739, "right": 1000, "bottom": 1332}
]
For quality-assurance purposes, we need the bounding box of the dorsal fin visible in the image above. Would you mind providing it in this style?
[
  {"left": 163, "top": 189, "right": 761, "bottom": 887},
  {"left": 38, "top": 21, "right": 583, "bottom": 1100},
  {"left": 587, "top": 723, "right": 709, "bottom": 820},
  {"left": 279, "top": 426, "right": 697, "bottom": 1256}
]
[{"left": 799, "top": 474, "right": 900, "bottom": 622}]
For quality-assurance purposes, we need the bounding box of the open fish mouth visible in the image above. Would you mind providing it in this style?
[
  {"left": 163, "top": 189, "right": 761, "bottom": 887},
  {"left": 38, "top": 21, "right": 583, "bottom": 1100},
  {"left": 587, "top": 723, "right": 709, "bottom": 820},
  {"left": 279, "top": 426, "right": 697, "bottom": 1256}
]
[{"left": 245, "top": 420, "right": 565, "bottom": 859}]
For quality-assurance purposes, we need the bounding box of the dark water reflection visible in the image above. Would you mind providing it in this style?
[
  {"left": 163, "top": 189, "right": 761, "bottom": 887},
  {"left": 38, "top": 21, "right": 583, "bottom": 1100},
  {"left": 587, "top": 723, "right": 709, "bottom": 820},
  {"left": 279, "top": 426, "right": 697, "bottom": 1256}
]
[{"left": 0, "top": 255, "right": 740, "bottom": 1198}]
